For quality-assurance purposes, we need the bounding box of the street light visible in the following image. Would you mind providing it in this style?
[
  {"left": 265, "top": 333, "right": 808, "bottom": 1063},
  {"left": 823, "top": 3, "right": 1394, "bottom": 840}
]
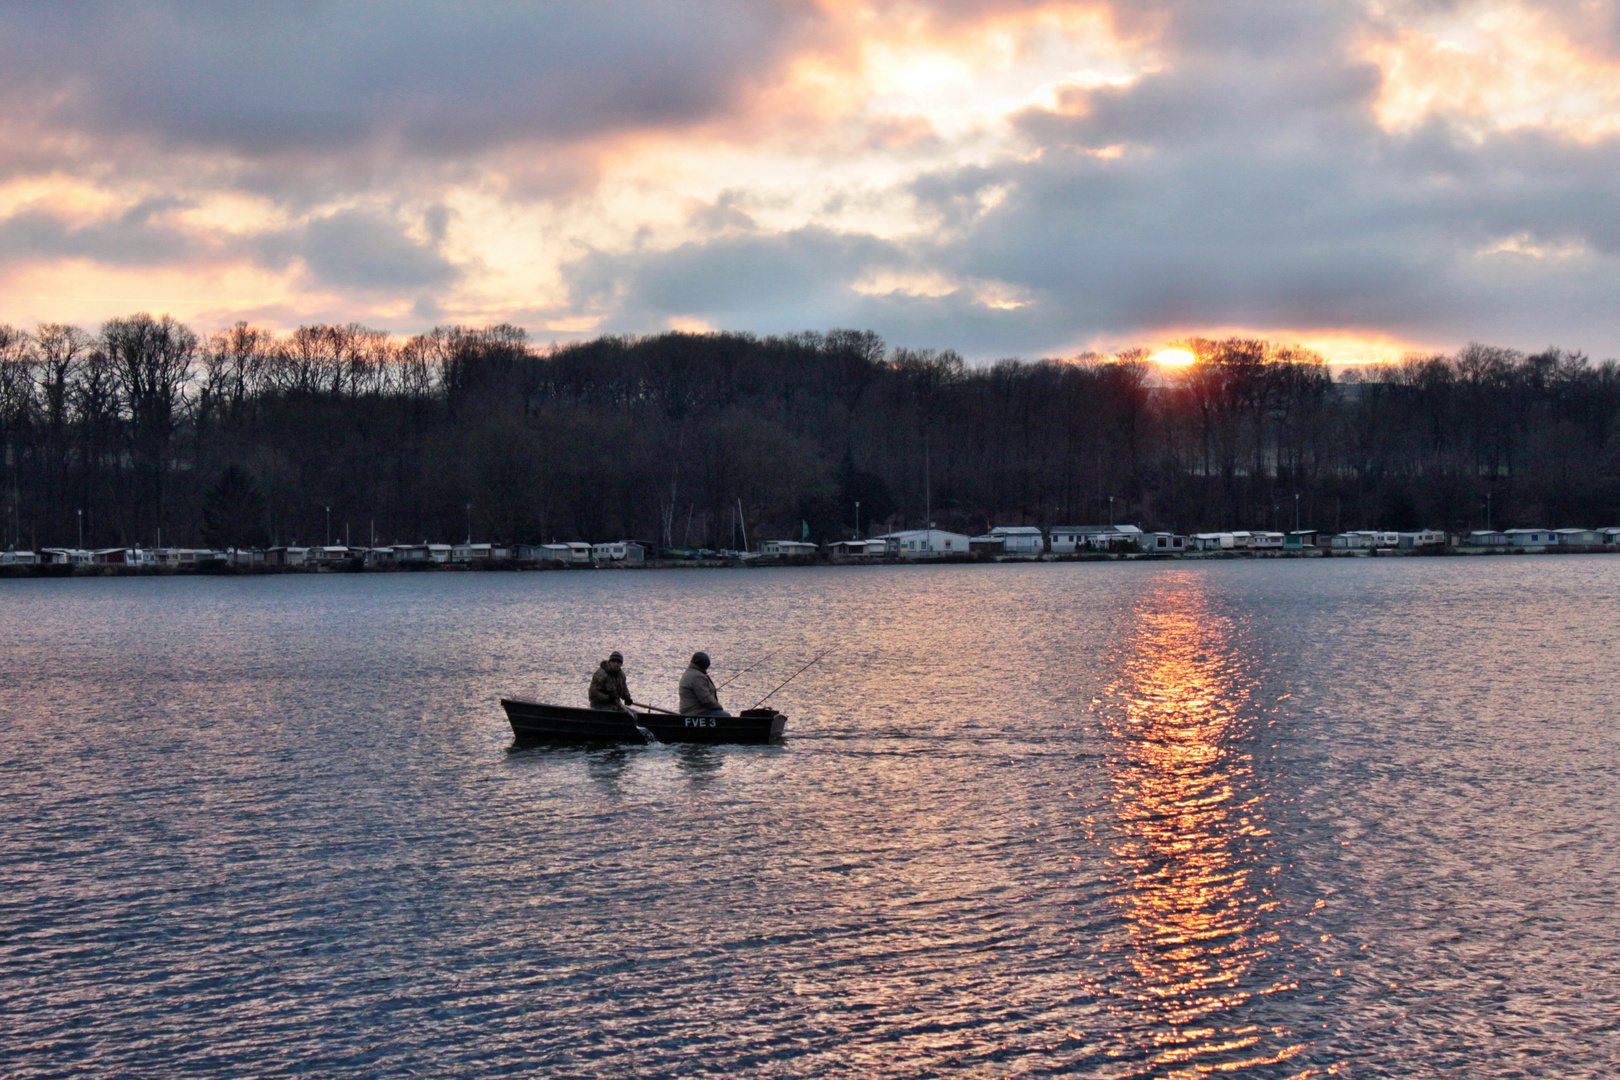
[
  {"left": 77, "top": 508, "right": 83, "bottom": 549},
  {"left": 855, "top": 500, "right": 861, "bottom": 539},
  {"left": 325, "top": 506, "right": 331, "bottom": 547},
  {"left": 1108, "top": 495, "right": 1115, "bottom": 525},
  {"left": 1294, "top": 493, "right": 1300, "bottom": 532}
]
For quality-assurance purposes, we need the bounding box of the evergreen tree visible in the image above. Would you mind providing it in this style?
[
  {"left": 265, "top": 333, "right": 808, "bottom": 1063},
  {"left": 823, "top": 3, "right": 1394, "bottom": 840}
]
[{"left": 201, "top": 465, "right": 270, "bottom": 550}]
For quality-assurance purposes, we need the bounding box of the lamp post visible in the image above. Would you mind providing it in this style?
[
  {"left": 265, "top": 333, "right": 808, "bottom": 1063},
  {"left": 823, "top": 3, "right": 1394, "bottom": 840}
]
[
  {"left": 1108, "top": 495, "right": 1115, "bottom": 525},
  {"left": 465, "top": 502, "right": 472, "bottom": 545},
  {"left": 855, "top": 500, "right": 861, "bottom": 540},
  {"left": 1294, "top": 493, "right": 1300, "bottom": 532},
  {"left": 77, "top": 508, "right": 83, "bottom": 549},
  {"left": 325, "top": 506, "right": 331, "bottom": 547}
]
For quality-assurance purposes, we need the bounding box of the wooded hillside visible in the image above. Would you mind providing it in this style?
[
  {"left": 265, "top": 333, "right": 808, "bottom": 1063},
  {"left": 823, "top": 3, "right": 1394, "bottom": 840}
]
[{"left": 2, "top": 317, "right": 1617, "bottom": 549}]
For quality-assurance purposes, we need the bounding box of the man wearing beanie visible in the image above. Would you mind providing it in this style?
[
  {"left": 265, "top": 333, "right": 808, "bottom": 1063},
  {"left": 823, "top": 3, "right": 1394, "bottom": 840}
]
[
  {"left": 588, "top": 651, "right": 635, "bottom": 711},
  {"left": 678, "top": 651, "right": 729, "bottom": 716}
]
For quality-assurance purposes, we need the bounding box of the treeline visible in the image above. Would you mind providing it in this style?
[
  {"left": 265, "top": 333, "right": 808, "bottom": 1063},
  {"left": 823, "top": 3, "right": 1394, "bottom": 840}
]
[{"left": 2, "top": 315, "right": 1619, "bottom": 551}]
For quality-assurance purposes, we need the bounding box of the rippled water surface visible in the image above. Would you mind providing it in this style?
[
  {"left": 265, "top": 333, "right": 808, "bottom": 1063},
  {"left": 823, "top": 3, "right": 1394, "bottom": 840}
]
[{"left": 3, "top": 559, "right": 1618, "bottom": 1078}]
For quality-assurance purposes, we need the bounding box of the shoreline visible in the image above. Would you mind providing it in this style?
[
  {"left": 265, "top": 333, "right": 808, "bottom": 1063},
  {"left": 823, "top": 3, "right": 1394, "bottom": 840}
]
[{"left": 3, "top": 544, "right": 1614, "bottom": 579}]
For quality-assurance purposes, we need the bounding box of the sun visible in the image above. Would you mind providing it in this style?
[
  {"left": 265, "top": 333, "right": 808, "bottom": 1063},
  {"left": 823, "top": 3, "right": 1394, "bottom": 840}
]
[{"left": 1150, "top": 348, "right": 1196, "bottom": 367}]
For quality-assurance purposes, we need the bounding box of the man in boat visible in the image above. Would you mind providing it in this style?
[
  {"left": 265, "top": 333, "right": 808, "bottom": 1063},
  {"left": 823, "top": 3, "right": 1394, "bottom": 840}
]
[
  {"left": 588, "top": 651, "right": 636, "bottom": 711},
  {"left": 678, "top": 651, "right": 731, "bottom": 717}
]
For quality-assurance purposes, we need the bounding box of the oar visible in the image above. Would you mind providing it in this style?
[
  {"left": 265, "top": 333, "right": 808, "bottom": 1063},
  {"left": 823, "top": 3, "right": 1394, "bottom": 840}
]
[
  {"left": 715, "top": 644, "right": 791, "bottom": 689},
  {"left": 751, "top": 646, "right": 836, "bottom": 709},
  {"left": 633, "top": 702, "right": 683, "bottom": 717}
]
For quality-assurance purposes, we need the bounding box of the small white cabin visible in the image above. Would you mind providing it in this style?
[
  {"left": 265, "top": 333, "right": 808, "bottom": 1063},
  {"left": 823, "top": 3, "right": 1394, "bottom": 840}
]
[
  {"left": 1397, "top": 530, "right": 1446, "bottom": 548},
  {"left": 591, "top": 541, "right": 646, "bottom": 562},
  {"left": 1329, "top": 532, "right": 1378, "bottom": 550},
  {"left": 394, "top": 543, "right": 451, "bottom": 563},
  {"left": 1141, "top": 532, "right": 1188, "bottom": 552},
  {"left": 1049, "top": 526, "right": 1102, "bottom": 554},
  {"left": 761, "top": 539, "right": 818, "bottom": 556},
  {"left": 877, "top": 529, "right": 971, "bottom": 557},
  {"left": 828, "top": 538, "right": 887, "bottom": 558},
  {"left": 1506, "top": 528, "right": 1557, "bottom": 547},
  {"left": 1, "top": 550, "right": 38, "bottom": 565},
  {"left": 988, "top": 526, "right": 1044, "bottom": 554},
  {"left": 1192, "top": 533, "right": 1234, "bottom": 550},
  {"left": 1554, "top": 528, "right": 1602, "bottom": 546},
  {"left": 453, "top": 543, "right": 512, "bottom": 562}
]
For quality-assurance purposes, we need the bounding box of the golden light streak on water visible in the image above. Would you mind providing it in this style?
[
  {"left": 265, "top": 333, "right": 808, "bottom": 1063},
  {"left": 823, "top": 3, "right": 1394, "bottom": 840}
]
[{"left": 1099, "top": 572, "right": 1306, "bottom": 1076}]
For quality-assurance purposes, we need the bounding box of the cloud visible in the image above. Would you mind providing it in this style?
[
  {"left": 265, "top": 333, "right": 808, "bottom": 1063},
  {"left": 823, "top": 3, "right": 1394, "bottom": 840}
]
[
  {"left": 0, "top": 2, "right": 819, "bottom": 163},
  {"left": 6, "top": 1, "right": 1620, "bottom": 357},
  {"left": 276, "top": 208, "right": 459, "bottom": 292},
  {"left": 0, "top": 198, "right": 198, "bottom": 265}
]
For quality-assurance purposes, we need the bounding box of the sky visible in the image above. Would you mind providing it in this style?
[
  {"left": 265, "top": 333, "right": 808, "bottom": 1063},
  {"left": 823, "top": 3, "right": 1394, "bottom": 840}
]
[{"left": 4, "top": 0, "right": 1620, "bottom": 362}]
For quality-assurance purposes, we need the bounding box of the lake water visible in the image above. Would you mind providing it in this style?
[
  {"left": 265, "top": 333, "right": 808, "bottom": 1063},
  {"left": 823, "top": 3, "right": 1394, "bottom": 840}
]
[{"left": 2, "top": 559, "right": 1618, "bottom": 1078}]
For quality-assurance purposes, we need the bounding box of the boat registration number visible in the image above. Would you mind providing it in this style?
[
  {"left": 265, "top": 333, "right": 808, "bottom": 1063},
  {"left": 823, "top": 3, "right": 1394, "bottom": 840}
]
[{"left": 684, "top": 717, "right": 718, "bottom": 728}]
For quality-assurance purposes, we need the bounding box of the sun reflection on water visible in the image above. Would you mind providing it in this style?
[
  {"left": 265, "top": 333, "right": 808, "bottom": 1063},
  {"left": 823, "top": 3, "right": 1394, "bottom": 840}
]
[{"left": 1095, "top": 573, "right": 1308, "bottom": 1077}]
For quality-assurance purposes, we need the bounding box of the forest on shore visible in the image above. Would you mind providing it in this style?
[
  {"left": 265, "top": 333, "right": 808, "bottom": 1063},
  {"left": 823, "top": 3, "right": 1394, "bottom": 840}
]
[{"left": 2, "top": 315, "right": 1618, "bottom": 551}]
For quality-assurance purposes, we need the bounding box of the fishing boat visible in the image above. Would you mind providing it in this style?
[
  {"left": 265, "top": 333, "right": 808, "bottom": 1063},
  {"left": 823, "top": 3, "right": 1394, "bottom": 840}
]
[{"left": 501, "top": 698, "right": 787, "bottom": 744}]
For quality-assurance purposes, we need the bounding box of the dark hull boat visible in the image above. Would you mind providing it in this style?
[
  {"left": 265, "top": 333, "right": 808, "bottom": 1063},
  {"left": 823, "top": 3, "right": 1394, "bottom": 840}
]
[{"left": 501, "top": 698, "right": 786, "bottom": 745}]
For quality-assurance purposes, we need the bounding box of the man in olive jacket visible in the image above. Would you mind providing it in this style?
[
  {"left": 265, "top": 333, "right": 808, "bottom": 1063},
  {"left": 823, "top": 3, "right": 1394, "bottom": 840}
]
[
  {"left": 588, "top": 651, "right": 635, "bottom": 710},
  {"left": 678, "top": 652, "right": 730, "bottom": 716}
]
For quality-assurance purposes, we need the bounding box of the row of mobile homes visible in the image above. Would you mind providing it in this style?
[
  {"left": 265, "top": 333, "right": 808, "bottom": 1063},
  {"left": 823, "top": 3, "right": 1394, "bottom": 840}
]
[
  {"left": 1, "top": 550, "right": 38, "bottom": 565},
  {"left": 148, "top": 548, "right": 226, "bottom": 566},
  {"left": 1467, "top": 528, "right": 1593, "bottom": 549}
]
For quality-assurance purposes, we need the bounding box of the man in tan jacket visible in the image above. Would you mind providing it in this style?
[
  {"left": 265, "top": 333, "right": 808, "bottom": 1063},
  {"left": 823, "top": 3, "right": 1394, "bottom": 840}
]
[
  {"left": 678, "top": 652, "right": 730, "bottom": 716},
  {"left": 588, "top": 652, "right": 635, "bottom": 710}
]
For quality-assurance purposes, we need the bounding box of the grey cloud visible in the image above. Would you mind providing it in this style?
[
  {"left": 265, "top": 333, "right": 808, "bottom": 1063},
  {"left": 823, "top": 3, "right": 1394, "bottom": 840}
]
[
  {"left": 0, "top": 1, "right": 818, "bottom": 163},
  {"left": 0, "top": 203, "right": 197, "bottom": 265},
  {"left": 688, "top": 191, "right": 758, "bottom": 234},
  {"left": 572, "top": 227, "right": 898, "bottom": 321},
  {"left": 289, "top": 208, "right": 459, "bottom": 292}
]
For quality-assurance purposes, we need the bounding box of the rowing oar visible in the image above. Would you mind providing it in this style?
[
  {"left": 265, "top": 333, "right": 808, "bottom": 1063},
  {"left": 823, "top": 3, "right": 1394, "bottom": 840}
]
[
  {"left": 632, "top": 702, "right": 682, "bottom": 716},
  {"left": 751, "top": 645, "right": 836, "bottom": 709},
  {"left": 715, "top": 644, "right": 790, "bottom": 689}
]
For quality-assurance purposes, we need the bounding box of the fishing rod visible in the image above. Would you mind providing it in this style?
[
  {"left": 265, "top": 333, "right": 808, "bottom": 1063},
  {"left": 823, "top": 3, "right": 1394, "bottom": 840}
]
[
  {"left": 715, "top": 644, "right": 791, "bottom": 689},
  {"left": 751, "top": 645, "right": 837, "bottom": 709}
]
